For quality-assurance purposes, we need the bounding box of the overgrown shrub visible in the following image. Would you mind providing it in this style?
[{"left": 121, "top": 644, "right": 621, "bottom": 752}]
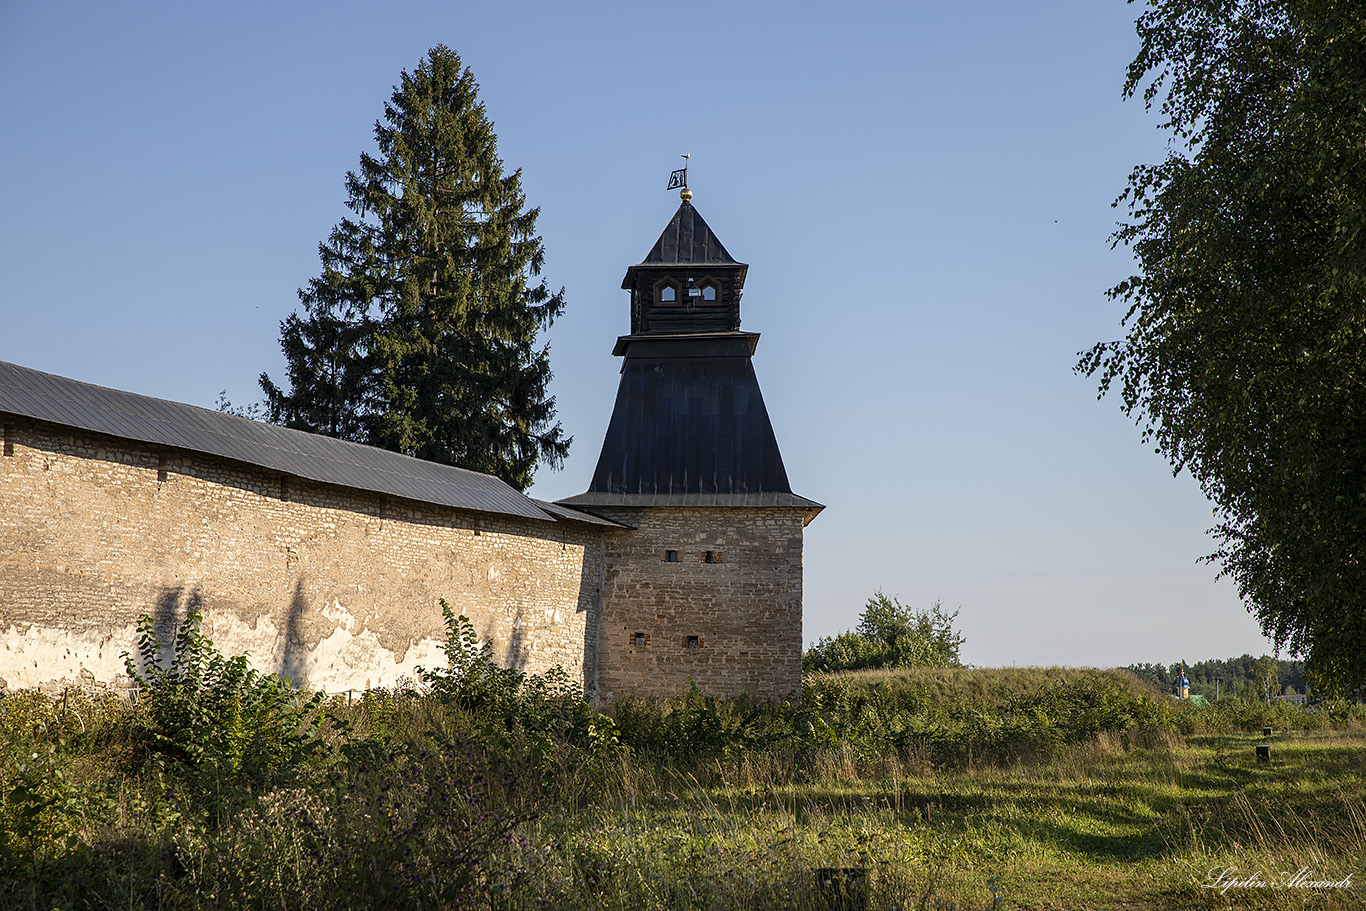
[
  {"left": 417, "top": 601, "right": 621, "bottom": 769},
  {"left": 191, "top": 729, "right": 543, "bottom": 911},
  {"left": 611, "top": 669, "right": 1176, "bottom": 772},
  {"left": 0, "top": 738, "right": 83, "bottom": 873},
  {"left": 122, "top": 608, "right": 326, "bottom": 789},
  {"left": 613, "top": 686, "right": 803, "bottom": 763},
  {"left": 1321, "top": 697, "right": 1366, "bottom": 727},
  {"left": 1166, "top": 692, "right": 1366, "bottom": 734},
  {"left": 804, "top": 592, "right": 964, "bottom": 673},
  {"left": 0, "top": 692, "right": 170, "bottom": 890}
]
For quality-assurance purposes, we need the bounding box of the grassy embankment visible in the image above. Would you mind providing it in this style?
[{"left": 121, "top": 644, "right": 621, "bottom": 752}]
[{"left": 3, "top": 658, "right": 1365, "bottom": 910}]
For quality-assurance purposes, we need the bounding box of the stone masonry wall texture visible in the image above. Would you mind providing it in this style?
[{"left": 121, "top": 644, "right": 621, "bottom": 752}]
[
  {"left": 591, "top": 506, "right": 805, "bottom": 702},
  {"left": 0, "top": 417, "right": 601, "bottom": 694}
]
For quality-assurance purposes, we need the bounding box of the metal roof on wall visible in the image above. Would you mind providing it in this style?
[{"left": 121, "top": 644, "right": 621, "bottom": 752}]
[
  {"left": 531, "top": 498, "right": 631, "bottom": 528},
  {"left": 0, "top": 360, "right": 617, "bottom": 526}
]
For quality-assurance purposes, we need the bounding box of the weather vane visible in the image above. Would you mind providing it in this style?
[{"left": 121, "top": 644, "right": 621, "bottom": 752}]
[{"left": 667, "top": 154, "right": 691, "bottom": 200}]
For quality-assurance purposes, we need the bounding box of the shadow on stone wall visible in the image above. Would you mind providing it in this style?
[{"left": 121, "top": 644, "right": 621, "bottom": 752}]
[
  {"left": 477, "top": 546, "right": 600, "bottom": 687},
  {"left": 281, "top": 579, "right": 308, "bottom": 688},
  {"left": 576, "top": 546, "right": 601, "bottom": 696},
  {"left": 134, "top": 584, "right": 312, "bottom": 689},
  {"left": 132, "top": 585, "right": 202, "bottom": 675},
  {"left": 505, "top": 607, "right": 528, "bottom": 673},
  {"left": 513, "top": 544, "right": 603, "bottom": 688}
]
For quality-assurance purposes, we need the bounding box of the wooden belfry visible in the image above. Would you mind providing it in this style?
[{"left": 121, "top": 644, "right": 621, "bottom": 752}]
[{"left": 622, "top": 194, "right": 744, "bottom": 336}]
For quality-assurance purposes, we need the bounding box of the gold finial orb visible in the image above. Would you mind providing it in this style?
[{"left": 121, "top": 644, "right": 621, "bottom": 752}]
[{"left": 680, "top": 187, "right": 693, "bottom": 201}]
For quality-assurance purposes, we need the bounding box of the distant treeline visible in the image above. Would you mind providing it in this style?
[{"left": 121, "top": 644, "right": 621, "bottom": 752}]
[{"left": 1125, "top": 656, "right": 1308, "bottom": 699}]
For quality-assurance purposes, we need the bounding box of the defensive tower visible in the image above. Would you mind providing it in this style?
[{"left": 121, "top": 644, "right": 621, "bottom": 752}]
[{"left": 560, "top": 195, "right": 821, "bottom": 701}]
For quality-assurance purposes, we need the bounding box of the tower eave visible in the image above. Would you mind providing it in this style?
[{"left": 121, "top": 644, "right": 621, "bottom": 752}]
[
  {"left": 611, "top": 332, "right": 759, "bottom": 357},
  {"left": 620, "top": 262, "right": 749, "bottom": 290},
  {"left": 555, "top": 491, "right": 825, "bottom": 527}
]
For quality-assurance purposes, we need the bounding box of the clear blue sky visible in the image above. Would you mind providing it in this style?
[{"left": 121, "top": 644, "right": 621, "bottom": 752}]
[{"left": 0, "top": 0, "right": 1277, "bottom": 668}]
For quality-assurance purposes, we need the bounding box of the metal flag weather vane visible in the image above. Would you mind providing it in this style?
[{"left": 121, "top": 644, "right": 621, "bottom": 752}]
[{"left": 667, "top": 154, "right": 689, "bottom": 191}]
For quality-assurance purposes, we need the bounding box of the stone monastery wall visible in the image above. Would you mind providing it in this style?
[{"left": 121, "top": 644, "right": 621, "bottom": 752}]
[{"left": 0, "top": 417, "right": 602, "bottom": 694}]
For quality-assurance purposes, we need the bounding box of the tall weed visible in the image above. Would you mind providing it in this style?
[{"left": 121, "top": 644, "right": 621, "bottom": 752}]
[
  {"left": 417, "top": 601, "right": 622, "bottom": 769},
  {"left": 122, "top": 608, "right": 326, "bottom": 790}
]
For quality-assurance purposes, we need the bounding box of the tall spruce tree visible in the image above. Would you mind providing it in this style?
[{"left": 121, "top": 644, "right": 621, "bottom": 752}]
[{"left": 261, "top": 46, "right": 569, "bottom": 491}]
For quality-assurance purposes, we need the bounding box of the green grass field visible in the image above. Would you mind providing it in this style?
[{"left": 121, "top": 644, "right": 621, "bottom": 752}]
[
  {"left": 3, "top": 665, "right": 1364, "bottom": 910},
  {"left": 527, "top": 727, "right": 1366, "bottom": 909}
]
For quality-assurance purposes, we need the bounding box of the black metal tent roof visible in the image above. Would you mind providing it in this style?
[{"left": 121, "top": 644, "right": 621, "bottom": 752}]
[
  {"left": 621, "top": 200, "right": 747, "bottom": 287},
  {"left": 0, "top": 360, "right": 621, "bottom": 527},
  {"left": 556, "top": 335, "right": 823, "bottom": 522}
]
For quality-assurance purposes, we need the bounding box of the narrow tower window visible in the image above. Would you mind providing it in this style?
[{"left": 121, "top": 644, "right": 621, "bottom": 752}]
[
  {"left": 685, "top": 635, "right": 700, "bottom": 649},
  {"left": 664, "top": 549, "right": 679, "bottom": 563},
  {"left": 654, "top": 278, "right": 681, "bottom": 305}
]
